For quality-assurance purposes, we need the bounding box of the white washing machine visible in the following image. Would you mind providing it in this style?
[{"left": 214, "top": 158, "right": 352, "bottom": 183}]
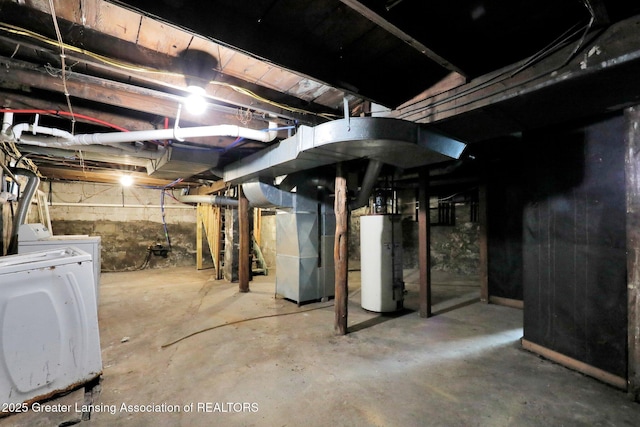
[
  {"left": 0, "top": 247, "right": 102, "bottom": 408},
  {"left": 18, "top": 223, "right": 102, "bottom": 303}
]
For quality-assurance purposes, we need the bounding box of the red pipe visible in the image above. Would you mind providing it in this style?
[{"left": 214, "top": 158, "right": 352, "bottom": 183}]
[{"left": 0, "top": 109, "right": 129, "bottom": 132}]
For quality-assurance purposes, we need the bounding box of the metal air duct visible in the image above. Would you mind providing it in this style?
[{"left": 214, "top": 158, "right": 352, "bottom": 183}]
[
  {"left": 7, "top": 168, "right": 40, "bottom": 255},
  {"left": 223, "top": 117, "right": 466, "bottom": 184}
]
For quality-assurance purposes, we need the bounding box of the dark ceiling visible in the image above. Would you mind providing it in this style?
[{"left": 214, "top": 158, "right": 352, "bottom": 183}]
[
  {"left": 1, "top": 0, "right": 640, "bottom": 185},
  {"left": 113, "top": 0, "right": 623, "bottom": 107}
]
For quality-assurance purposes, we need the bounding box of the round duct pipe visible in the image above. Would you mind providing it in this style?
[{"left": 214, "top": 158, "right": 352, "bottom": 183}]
[
  {"left": 176, "top": 194, "right": 239, "bottom": 207},
  {"left": 7, "top": 168, "right": 40, "bottom": 255}
]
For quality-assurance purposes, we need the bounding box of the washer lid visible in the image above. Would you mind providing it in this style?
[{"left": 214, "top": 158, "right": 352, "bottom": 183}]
[{"left": 0, "top": 247, "right": 92, "bottom": 274}]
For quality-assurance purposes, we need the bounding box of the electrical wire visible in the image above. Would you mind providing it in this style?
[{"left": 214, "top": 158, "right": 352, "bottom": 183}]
[
  {"left": 134, "top": 247, "right": 153, "bottom": 271},
  {"left": 47, "top": 0, "right": 75, "bottom": 134},
  {"left": 397, "top": 3, "right": 598, "bottom": 120},
  {"left": 161, "top": 302, "right": 334, "bottom": 348},
  {"left": 159, "top": 178, "right": 183, "bottom": 251},
  {"left": 0, "top": 22, "right": 340, "bottom": 120}
]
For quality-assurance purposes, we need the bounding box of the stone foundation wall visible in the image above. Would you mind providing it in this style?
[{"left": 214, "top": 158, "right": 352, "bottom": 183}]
[
  {"left": 349, "top": 199, "right": 479, "bottom": 276},
  {"left": 45, "top": 181, "right": 197, "bottom": 271}
]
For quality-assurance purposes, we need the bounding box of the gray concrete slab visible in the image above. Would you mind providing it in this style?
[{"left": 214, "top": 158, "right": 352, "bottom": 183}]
[{"left": 2, "top": 267, "right": 639, "bottom": 426}]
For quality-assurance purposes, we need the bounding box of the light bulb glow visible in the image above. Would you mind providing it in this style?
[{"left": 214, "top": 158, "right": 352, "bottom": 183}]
[
  {"left": 120, "top": 175, "right": 133, "bottom": 187},
  {"left": 185, "top": 85, "right": 207, "bottom": 115}
]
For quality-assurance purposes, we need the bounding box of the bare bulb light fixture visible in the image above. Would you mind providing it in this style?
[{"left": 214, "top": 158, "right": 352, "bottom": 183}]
[
  {"left": 185, "top": 85, "right": 207, "bottom": 115},
  {"left": 119, "top": 174, "right": 133, "bottom": 187}
]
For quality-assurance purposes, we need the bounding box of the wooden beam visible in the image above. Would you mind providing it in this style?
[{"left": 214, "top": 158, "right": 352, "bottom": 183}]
[
  {"left": 522, "top": 339, "right": 627, "bottom": 390},
  {"left": 418, "top": 170, "right": 432, "bottom": 318},
  {"left": 0, "top": 91, "right": 161, "bottom": 131},
  {"left": 488, "top": 296, "right": 523, "bottom": 309},
  {"left": 626, "top": 105, "right": 640, "bottom": 402},
  {"left": 479, "top": 183, "right": 489, "bottom": 303},
  {"left": 238, "top": 185, "right": 250, "bottom": 292},
  {"left": 197, "top": 180, "right": 229, "bottom": 195},
  {"left": 338, "top": 0, "right": 466, "bottom": 77},
  {"left": 334, "top": 163, "right": 349, "bottom": 335},
  {"left": 37, "top": 166, "right": 195, "bottom": 187}
]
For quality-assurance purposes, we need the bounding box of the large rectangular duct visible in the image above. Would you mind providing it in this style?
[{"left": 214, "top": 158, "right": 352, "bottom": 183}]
[
  {"left": 147, "top": 146, "right": 219, "bottom": 179},
  {"left": 224, "top": 117, "right": 466, "bottom": 184}
]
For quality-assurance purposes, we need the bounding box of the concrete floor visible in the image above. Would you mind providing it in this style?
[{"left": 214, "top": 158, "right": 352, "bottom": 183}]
[{"left": 3, "top": 267, "right": 640, "bottom": 427}]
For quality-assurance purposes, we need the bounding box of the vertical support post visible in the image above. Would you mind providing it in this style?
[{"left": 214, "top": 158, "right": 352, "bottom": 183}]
[
  {"left": 196, "top": 204, "right": 204, "bottom": 270},
  {"left": 626, "top": 106, "right": 640, "bottom": 401},
  {"left": 479, "top": 183, "right": 489, "bottom": 303},
  {"left": 418, "top": 170, "right": 432, "bottom": 318},
  {"left": 239, "top": 185, "right": 250, "bottom": 293},
  {"left": 334, "top": 163, "right": 349, "bottom": 335}
]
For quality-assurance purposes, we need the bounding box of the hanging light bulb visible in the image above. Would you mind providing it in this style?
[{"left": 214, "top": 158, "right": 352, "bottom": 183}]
[
  {"left": 184, "top": 85, "right": 207, "bottom": 115},
  {"left": 119, "top": 174, "right": 134, "bottom": 187}
]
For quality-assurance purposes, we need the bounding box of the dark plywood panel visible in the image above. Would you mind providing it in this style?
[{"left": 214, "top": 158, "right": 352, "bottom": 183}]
[
  {"left": 522, "top": 114, "right": 627, "bottom": 378},
  {"left": 487, "top": 174, "right": 524, "bottom": 301}
]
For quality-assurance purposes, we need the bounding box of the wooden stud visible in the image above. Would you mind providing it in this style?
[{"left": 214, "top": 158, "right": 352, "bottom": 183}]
[
  {"left": 479, "top": 183, "right": 489, "bottom": 303},
  {"left": 626, "top": 106, "right": 640, "bottom": 401},
  {"left": 522, "top": 339, "right": 627, "bottom": 390},
  {"left": 334, "top": 163, "right": 349, "bottom": 335},
  {"left": 196, "top": 204, "right": 204, "bottom": 270},
  {"left": 418, "top": 170, "right": 432, "bottom": 318},
  {"left": 238, "top": 186, "right": 250, "bottom": 292}
]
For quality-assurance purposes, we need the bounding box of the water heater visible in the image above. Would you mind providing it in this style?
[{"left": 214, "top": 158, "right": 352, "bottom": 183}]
[{"left": 360, "top": 214, "right": 404, "bottom": 312}]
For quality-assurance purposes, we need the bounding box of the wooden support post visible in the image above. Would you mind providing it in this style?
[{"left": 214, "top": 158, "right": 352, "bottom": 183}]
[
  {"left": 418, "top": 170, "right": 432, "bottom": 318},
  {"left": 626, "top": 106, "right": 640, "bottom": 401},
  {"left": 334, "top": 163, "right": 349, "bottom": 335},
  {"left": 238, "top": 186, "right": 250, "bottom": 293},
  {"left": 196, "top": 204, "right": 204, "bottom": 270},
  {"left": 479, "top": 183, "right": 489, "bottom": 303}
]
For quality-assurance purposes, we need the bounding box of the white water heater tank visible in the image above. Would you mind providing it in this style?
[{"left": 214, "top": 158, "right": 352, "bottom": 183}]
[{"left": 360, "top": 215, "right": 404, "bottom": 312}]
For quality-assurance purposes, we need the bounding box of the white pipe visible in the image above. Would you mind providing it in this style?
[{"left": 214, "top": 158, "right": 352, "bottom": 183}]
[
  {"left": 50, "top": 202, "right": 195, "bottom": 209},
  {"left": 7, "top": 121, "right": 278, "bottom": 148},
  {"left": 2, "top": 111, "right": 13, "bottom": 134},
  {"left": 72, "top": 123, "right": 278, "bottom": 146},
  {"left": 11, "top": 122, "right": 73, "bottom": 142},
  {"left": 176, "top": 194, "right": 239, "bottom": 207}
]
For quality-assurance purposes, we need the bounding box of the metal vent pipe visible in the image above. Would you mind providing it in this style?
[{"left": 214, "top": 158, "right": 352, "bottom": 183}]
[
  {"left": 7, "top": 168, "right": 40, "bottom": 255},
  {"left": 175, "top": 194, "right": 239, "bottom": 207}
]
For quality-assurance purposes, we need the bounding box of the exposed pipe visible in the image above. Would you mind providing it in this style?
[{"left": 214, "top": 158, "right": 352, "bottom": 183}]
[
  {"left": 7, "top": 168, "right": 40, "bottom": 255},
  {"left": 73, "top": 123, "right": 279, "bottom": 145},
  {"left": 5, "top": 116, "right": 279, "bottom": 148},
  {"left": 350, "top": 159, "right": 384, "bottom": 209},
  {"left": 1, "top": 111, "right": 13, "bottom": 134},
  {"left": 176, "top": 194, "right": 239, "bottom": 207}
]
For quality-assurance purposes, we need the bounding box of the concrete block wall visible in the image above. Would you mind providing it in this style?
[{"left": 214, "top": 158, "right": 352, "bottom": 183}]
[{"left": 43, "top": 181, "right": 197, "bottom": 271}]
